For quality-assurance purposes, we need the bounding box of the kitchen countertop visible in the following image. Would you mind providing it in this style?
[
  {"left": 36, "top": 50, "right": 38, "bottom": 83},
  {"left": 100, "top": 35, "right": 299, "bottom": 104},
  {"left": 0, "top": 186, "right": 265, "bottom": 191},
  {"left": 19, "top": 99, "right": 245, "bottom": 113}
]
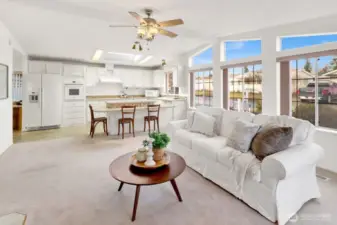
[
  {"left": 94, "top": 105, "right": 175, "bottom": 112},
  {"left": 105, "top": 99, "right": 158, "bottom": 104}
]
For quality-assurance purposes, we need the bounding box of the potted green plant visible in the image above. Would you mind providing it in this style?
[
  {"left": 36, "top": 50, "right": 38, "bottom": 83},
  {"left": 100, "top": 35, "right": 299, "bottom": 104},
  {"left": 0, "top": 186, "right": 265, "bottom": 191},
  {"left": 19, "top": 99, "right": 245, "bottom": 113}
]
[{"left": 143, "top": 132, "right": 170, "bottom": 161}]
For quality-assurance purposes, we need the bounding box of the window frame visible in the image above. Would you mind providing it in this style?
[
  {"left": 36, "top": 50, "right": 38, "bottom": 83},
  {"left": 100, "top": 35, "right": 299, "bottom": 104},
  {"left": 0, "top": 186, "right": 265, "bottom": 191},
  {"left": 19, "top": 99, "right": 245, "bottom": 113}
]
[{"left": 190, "top": 69, "right": 213, "bottom": 108}]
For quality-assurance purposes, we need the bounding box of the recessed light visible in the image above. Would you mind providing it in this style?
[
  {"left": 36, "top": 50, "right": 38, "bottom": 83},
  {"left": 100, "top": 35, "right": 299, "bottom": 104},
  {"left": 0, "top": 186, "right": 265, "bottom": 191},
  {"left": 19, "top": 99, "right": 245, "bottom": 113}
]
[
  {"left": 139, "top": 56, "right": 153, "bottom": 64},
  {"left": 92, "top": 49, "right": 103, "bottom": 61}
]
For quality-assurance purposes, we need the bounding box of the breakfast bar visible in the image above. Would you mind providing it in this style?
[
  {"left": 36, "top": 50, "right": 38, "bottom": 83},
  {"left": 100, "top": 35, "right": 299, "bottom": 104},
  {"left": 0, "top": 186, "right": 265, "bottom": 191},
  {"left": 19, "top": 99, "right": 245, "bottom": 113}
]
[{"left": 93, "top": 99, "right": 175, "bottom": 136}]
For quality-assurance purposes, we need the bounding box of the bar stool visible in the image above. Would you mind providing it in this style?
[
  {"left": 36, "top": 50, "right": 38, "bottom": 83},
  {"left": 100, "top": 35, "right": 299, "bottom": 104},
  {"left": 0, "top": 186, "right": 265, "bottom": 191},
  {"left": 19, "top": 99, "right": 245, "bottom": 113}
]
[
  {"left": 89, "top": 104, "right": 108, "bottom": 138},
  {"left": 144, "top": 104, "right": 160, "bottom": 134},
  {"left": 118, "top": 105, "right": 136, "bottom": 139}
]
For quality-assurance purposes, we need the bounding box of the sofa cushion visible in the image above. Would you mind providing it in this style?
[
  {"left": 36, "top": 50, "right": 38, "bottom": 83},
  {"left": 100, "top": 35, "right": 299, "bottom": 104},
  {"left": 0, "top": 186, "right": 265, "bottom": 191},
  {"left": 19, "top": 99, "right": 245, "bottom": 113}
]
[
  {"left": 220, "top": 110, "right": 255, "bottom": 137},
  {"left": 190, "top": 111, "right": 216, "bottom": 137},
  {"left": 253, "top": 114, "right": 315, "bottom": 146},
  {"left": 196, "top": 106, "right": 225, "bottom": 135},
  {"left": 174, "top": 129, "right": 208, "bottom": 149},
  {"left": 227, "top": 120, "right": 261, "bottom": 152},
  {"left": 217, "top": 146, "right": 241, "bottom": 168},
  {"left": 192, "top": 136, "right": 228, "bottom": 161}
]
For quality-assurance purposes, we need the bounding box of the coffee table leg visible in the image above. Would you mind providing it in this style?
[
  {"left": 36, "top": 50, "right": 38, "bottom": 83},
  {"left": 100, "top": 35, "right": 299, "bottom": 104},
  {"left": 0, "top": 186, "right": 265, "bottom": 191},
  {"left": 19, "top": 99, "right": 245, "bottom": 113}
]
[
  {"left": 132, "top": 185, "right": 141, "bottom": 222},
  {"left": 118, "top": 182, "right": 124, "bottom": 192},
  {"left": 170, "top": 179, "right": 183, "bottom": 202}
]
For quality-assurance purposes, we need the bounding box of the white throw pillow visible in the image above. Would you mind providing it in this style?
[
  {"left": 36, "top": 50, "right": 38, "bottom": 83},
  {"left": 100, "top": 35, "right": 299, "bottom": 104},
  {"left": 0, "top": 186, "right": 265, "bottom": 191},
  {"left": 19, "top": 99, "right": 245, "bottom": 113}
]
[
  {"left": 189, "top": 111, "right": 216, "bottom": 137},
  {"left": 226, "top": 119, "right": 260, "bottom": 152}
]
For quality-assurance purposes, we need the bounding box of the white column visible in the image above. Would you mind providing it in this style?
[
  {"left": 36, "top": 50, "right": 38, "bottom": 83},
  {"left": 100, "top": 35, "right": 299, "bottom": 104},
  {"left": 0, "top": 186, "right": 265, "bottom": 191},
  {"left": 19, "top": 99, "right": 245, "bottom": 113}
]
[
  {"left": 212, "top": 38, "right": 223, "bottom": 107},
  {"left": 261, "top": 34, "right": 280, "bottom": 115}
]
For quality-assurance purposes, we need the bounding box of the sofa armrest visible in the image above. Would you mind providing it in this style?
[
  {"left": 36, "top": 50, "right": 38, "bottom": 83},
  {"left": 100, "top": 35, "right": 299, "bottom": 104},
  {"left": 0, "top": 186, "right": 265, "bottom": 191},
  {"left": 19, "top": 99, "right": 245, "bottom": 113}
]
[
  {"left": 261, "top": 143, "right": 324, "bottom": 183},
  {"left": 167, "top": 120, "right": 188, "bottom": 139}
]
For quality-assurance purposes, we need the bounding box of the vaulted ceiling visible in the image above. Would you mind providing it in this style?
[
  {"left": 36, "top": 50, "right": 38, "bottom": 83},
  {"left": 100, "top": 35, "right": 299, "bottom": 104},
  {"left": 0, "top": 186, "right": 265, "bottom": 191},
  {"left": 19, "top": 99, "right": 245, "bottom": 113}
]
[{"left": 1, "top": 0, "right": 337, "bottom": 66}]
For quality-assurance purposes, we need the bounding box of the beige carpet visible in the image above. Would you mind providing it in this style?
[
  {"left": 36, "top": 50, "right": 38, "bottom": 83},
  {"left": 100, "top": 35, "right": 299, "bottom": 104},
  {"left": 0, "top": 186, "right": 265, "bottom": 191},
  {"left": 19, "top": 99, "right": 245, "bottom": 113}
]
[{"left": 0, "top": 134, "right": 336, "bottom": 225}]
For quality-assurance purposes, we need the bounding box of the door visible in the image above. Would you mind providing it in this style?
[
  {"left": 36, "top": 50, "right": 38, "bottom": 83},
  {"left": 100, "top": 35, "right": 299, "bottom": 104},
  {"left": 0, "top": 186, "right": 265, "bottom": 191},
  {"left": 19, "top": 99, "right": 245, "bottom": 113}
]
[
  {"left": 22, "top": 73, "right": 42, "bottom": 128},
  {"left": 42, "top": 74, "right": 63, "bottom": 126}
]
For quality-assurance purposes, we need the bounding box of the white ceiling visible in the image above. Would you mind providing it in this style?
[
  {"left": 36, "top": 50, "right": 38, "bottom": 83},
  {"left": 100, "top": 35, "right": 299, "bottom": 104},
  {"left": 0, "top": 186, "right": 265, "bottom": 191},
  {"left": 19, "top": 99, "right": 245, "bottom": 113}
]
[{"left": 1, "top": 0, "right": 337, "bottom": 66}]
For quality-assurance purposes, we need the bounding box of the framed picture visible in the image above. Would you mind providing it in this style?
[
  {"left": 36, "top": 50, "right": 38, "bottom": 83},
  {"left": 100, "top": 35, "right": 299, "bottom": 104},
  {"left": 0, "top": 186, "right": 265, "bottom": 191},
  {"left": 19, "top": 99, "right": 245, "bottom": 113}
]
[{"left": 0, "top": 63, "right": 8, "bottom": 100}]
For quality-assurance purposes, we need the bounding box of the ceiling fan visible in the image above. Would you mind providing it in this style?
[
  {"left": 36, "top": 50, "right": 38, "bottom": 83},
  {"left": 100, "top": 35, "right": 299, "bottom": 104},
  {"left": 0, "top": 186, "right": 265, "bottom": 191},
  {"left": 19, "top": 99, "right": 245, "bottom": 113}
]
[{"left": 109, "top": 9, "right": 184, "bottom": 41}]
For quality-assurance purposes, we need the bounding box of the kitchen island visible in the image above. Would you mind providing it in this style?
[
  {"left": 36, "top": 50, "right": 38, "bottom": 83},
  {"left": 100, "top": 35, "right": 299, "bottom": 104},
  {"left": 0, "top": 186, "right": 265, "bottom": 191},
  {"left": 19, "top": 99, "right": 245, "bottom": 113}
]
[{"left": 93, "top": 101, "right": 175, "bottom": 136}]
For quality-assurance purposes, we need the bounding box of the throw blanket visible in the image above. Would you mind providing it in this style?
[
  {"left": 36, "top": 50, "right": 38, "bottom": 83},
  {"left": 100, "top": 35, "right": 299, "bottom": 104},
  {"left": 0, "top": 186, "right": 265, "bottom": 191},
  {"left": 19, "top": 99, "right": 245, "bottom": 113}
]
[{"left": 229, "top": 151, "right": 261, "bottom": 197}]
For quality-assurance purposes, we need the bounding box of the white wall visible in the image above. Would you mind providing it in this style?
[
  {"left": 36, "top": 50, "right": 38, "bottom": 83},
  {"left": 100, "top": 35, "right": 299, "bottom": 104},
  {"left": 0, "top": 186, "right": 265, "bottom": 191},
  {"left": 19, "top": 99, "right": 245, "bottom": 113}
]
[
  {"left": 86, "top": 67, "right": 158, "bottom": 96},
  {"left": 180, "top": 13, "right": 337, "bottom": 173},
  {"left": 0, "top": 20, "right": 25, "bottom": 155}
]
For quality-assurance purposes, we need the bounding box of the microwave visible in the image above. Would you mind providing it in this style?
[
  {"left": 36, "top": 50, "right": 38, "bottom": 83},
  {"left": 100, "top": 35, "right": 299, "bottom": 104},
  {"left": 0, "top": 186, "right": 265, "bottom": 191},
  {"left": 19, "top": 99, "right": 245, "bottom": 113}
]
[
  {"left": 145, "top": 90, "right": 159, "bottom": 98},
  {"left": 64, "top": 84, "right": 84, "bottom": 100}
]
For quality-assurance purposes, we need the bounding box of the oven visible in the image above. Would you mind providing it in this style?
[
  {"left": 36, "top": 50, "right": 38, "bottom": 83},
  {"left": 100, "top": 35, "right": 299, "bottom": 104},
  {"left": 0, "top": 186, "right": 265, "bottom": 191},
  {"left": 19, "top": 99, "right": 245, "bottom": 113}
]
[{"left": 64, "top": 84, "right": 84, "bottom": 100}]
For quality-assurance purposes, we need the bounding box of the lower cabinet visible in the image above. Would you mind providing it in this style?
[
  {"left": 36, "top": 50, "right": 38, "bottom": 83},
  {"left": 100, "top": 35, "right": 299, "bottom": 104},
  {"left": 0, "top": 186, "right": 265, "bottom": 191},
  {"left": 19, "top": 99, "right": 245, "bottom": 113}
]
[{"left": 62, "top": 101, "right": 86, "bottom": 127}]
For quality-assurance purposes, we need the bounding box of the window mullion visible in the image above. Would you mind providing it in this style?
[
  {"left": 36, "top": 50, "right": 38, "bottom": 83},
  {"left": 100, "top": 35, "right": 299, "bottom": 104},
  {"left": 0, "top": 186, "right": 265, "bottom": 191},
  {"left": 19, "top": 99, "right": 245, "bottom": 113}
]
[{"left": 314, "top": 58, "right": 319, "bottom": 127}]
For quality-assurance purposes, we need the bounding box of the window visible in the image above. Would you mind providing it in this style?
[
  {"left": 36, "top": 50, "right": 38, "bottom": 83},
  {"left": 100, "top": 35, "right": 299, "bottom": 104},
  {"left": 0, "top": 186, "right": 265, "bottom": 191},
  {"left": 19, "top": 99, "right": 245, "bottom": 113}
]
[
  {"left": 281, "top": 34, "right": 337, "bottom": 51},
  {"left": 225, "top": 40, "right": 261, "bottom": 61},
  {"left": 291, "top": 55, "right": 337, "bottom": 129},
  {"left": 191, "top": 47, "right": 212, "bottom": 66},
  {"left": 165, "top": 72, "right": 173, "bottom": 93},
  {"left": 194, "top": 70, "right": 213, "bottom": 107},
  {"left": 228, "top": 65, "right": 262, "bottom": 114}
]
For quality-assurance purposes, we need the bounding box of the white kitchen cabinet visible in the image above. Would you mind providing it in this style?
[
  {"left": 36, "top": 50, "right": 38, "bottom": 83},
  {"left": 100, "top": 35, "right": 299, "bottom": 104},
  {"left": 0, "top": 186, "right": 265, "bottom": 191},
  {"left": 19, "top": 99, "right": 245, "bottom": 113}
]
[
  {"left": 46, "top": 62, "right": 62, "bottom": 74},
  {"left": 62, "top": 101, "right": 86, "bottom": 127},
  {"left": 28, "top": 61, "right": 46, "bottom": 73},
  {"left": 63, "top": 64, "right": 85, "bottom": 77},
  {"left": 141, "top": 70, "right": 153, "bottom": 87},
  {"left": 85, "top": 67, "right": 100, "bottom": 87},
  {"left": 153, "top": 70, "right": 166, "bottom": 88}
]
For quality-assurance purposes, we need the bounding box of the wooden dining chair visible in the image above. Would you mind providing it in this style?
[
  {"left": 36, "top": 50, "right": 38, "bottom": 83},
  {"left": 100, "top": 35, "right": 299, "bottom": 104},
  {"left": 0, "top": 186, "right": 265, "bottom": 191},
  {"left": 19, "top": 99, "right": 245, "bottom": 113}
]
[
  {"left": 144, "top": 104, "right": 160, "bottom": 134},
  {"left": 118, "top": 105, "right": 136, "bottom": 139},
  {"left": 89, "top": 104, "right": 108, "bottom": 138}
]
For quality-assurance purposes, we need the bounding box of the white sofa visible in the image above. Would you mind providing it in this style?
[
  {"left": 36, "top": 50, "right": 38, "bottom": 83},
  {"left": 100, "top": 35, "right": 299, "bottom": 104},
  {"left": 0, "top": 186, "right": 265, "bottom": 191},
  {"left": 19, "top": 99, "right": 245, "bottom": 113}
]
[{"left": 168, "top": 106, "right": 324, "bottom": 225}]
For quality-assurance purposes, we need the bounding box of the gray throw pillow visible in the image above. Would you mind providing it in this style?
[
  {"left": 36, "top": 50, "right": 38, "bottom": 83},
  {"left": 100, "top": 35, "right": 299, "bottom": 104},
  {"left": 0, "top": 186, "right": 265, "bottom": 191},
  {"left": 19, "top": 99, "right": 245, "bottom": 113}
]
[
  {"left": 227, "top": 120, "right": 261, "bottom": 152},
  {"left": 251, "top": 126, "right": 293, "bottom": 160}
]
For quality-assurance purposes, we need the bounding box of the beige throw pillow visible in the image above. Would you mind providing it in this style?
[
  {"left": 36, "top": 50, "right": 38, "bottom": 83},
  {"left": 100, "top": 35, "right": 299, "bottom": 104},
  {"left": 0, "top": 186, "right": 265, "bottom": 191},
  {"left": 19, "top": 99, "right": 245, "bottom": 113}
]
[{"left": 251, "top": 126, "right": 293, "bottom": 160}]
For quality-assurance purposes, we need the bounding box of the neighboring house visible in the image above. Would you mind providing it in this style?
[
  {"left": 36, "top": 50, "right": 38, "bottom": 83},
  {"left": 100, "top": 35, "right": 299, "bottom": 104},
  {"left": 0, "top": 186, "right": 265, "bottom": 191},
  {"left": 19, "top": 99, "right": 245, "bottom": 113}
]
[
  {"left": 229, "top": 71, "right": 263, "bottom": 93},
  {"left": 291, "top": 69, "right": 315, "bottom": 94}
]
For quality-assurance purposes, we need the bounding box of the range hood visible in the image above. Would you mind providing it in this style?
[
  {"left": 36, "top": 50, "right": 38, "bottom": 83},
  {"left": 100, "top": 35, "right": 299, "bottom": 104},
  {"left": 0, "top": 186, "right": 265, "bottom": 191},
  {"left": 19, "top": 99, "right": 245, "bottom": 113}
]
[
  {"left": 99, "top": 75, "right": 122, "bottom": 83},
  {"left": 99, "top": 64, "right": 122, "bottom": 84}
]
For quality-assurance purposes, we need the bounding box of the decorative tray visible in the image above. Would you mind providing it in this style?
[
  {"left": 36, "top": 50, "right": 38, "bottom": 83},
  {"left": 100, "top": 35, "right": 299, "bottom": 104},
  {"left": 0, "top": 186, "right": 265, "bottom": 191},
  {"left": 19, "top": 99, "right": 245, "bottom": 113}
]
[{"left": 130, "top": 152, "right": 170, "bottom": 170}]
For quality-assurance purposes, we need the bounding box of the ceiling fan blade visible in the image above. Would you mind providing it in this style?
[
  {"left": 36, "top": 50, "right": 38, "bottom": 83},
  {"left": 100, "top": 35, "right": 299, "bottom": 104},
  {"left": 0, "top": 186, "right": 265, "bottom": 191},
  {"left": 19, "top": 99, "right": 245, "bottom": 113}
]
[
  {"left": 158, "top": 19, "right": 184, "bottom": 27},
  {"left": 158, "top": 28, "right": 178, "bottom": 38},
  {"left": 109, "top": 25, "right": 137, "bottom": 28},
  {"left": 128, "top": 11, "right": 146, "bottom": 24}
]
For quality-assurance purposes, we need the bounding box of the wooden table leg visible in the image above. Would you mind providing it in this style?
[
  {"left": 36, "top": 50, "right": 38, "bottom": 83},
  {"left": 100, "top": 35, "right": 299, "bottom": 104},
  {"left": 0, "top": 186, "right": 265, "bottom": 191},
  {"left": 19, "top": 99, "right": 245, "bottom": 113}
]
[
  {"left": 118, "top": 182, "right": 124, "bottom": 191},
  {"left": 170, "top": 179, "right": 182, "bottom": 202},
  {"left": 132, "top": 185, "right": 141, "bottom": 222}
]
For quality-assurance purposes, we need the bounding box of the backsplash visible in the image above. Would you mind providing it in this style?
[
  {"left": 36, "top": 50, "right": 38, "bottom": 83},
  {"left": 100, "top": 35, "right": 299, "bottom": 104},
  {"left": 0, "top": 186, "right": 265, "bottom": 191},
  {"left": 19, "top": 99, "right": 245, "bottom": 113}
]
[{"left": 85, "top": 83, "right": 158, "bottom": 96}]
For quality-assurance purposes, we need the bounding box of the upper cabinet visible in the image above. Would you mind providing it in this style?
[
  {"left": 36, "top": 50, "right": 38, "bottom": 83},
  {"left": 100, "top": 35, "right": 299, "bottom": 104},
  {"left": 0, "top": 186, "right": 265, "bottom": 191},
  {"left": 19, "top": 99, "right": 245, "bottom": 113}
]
[
  {"left": 28, "top": 61, "right": 62, "bottom": 74},
  {"left": 46, "top": 62, "right": 62, "bottom": 74},
  {"left": 153, "top": 70, "right": 166, "bottom": 88},
  {"left": 63, "top": 65, "right": 85, "bottom": 77},
  {"left": 28, "top": 61, "right": 45, "bottom": 74},
  {"left": 85, "top": 66, "right": 100, "bottom": 87}
]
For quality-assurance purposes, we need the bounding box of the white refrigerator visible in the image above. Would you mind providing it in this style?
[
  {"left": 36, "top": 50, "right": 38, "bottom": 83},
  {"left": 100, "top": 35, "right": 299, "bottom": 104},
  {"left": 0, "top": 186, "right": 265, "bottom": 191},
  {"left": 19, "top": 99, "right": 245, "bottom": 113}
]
[{"left": 23, "top": 73, "right": 63, "bottom": 129}]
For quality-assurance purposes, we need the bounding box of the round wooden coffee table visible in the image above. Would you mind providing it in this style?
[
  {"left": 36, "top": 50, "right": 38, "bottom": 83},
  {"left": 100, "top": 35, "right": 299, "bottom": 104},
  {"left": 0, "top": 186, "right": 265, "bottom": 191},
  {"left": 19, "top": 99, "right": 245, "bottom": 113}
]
[{"left": 109, "top": 151, "right": 186, "bottom": 221}]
